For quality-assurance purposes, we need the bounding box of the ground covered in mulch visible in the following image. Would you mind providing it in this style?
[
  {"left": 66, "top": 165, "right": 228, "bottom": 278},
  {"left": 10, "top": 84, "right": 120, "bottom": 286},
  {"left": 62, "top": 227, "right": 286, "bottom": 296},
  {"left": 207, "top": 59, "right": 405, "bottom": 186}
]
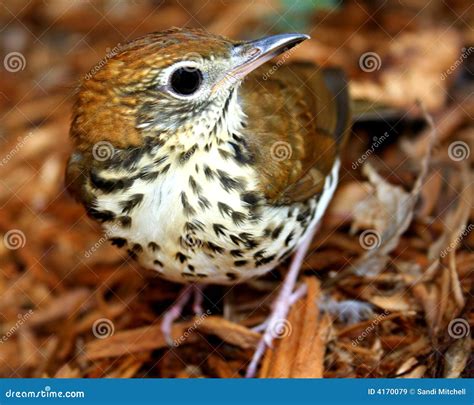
[{"left": 0, "top": 0, "right": 472, "bottom": 378}]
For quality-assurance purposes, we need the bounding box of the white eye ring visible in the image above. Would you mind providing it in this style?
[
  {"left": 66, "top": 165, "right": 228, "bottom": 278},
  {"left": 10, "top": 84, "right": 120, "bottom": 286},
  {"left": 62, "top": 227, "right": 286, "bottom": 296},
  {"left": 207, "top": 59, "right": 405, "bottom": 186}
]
[{"left": 163, "top": 61, "right": 204, "bottom": 99}]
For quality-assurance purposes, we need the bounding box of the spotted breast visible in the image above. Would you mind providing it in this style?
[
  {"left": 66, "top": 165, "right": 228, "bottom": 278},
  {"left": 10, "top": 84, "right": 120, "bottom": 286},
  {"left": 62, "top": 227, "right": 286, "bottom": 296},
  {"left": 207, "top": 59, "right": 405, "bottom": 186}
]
[{"left": 66, "top": 29, "right": 349, "bottom": 286}]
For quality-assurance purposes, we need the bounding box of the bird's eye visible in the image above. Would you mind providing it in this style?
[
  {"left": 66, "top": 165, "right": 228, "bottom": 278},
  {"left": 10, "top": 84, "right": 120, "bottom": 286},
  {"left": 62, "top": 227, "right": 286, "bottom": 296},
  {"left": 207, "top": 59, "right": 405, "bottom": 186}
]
[{"left": 169, "top": 67, "right": 203, "bottom": 96}]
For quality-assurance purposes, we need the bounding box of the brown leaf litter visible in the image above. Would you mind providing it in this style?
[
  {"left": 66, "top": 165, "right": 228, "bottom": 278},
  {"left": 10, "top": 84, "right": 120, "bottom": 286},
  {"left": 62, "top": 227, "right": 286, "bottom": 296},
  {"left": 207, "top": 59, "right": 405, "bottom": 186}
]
[{"left": 0, "top": 0, "right": 472, "bottom": 378}]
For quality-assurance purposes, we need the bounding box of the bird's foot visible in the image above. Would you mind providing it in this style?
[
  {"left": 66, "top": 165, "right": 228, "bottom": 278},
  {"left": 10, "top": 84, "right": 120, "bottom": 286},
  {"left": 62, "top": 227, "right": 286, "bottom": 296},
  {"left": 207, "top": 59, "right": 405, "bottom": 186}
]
[
  {"left": 245, "top": 283, "right": 308, "bottom": 378},
  {"left": 161, "top": 284, "right": 204, "bottom": 346},
  {"left": 250, "top": 284, "right": 307, "bottom": 334}
]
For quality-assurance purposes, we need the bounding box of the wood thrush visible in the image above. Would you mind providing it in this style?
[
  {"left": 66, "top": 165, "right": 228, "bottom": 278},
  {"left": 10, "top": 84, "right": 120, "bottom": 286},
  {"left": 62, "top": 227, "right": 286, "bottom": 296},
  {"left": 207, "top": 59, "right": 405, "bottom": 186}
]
[{"left": 66, "top": 28, "right": 350, "bottom": 377}]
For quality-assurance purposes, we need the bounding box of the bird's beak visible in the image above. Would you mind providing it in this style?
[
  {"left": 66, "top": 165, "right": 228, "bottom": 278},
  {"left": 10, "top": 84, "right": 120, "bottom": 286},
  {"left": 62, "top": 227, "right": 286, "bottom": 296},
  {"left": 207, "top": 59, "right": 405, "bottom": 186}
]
[{"left": 212, "top": 33, "right": 310, "bottom": 93}]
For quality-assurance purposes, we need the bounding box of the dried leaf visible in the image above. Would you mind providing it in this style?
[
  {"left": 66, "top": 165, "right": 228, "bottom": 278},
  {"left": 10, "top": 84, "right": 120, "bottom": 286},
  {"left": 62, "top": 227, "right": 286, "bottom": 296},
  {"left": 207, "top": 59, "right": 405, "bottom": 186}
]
[{"left": 443, "top": 336, "right": 471, "bottom": 378}]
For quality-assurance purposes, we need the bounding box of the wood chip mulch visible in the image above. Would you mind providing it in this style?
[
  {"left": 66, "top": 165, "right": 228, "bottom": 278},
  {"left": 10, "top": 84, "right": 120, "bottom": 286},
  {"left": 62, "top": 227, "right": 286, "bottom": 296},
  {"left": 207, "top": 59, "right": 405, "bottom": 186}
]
[{"left": 0, "top": 0, "right": 472, "bottom": 378}]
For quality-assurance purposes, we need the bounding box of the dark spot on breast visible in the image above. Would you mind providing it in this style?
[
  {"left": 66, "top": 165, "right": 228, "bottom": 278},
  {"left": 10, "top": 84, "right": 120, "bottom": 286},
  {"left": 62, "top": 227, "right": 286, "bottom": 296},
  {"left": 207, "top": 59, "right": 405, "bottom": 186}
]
[
  {"left": 246, "top": 239, "right": 259, "bottom": 249},
  {"left": 217, "top": 202, "right": 232, "bottom": 217},
  {"left": 120, "top": 194, "right": 144, "bottom": 214},
  {"left": 297, "top": 208, "right": 310, "bottom": 222},
  {"left": 161, "top": 163, "right": 171, "bottom": 175},
  {"left": 216, "top": 170, "right": 245, "bottom": 192},
  {"left": 132, "top": 243, "right": 143, "bottom": 253},
  {"left": 206, "top": 241, "right": 224, "bottom": 254},
  {"left": 231, "top": 211, "right": 247, "bottom": 225},
  {"left": 198, "top": 196, "right": 211, "bottom": 210},
  {"left": 127, "top": 250, "right": 138, "bottom": 260},
  {"left": 234, "top": 260, "right": 247, "bottom": 267},
  {"left": 229, "top": 141, "right": 255, "bottom": 165},
  {"left": 241, "top": 192, "right": 260, "bottom": 206},
  {"left": 226, "top": 272, "right": 238, "bottom": 281},
  {"left": 184, "top": 220, "right": 205, "bottom": 232},
  {"left": 90, "top": 170, "right": 134, "bottom": 193},
  {"left": 285, "top": 231, "right": 295, "bottom": 246},
  {"left": 255, "top": 254, "right": 276, "bottom": 267},
  {"left": 118, "top": 216, "right": 132, "bottom": 228},
  {"left": 153, "top": 155, "right": 168, "bottom": 166},
  {"left": 240, "top": 233, "right": 259, "bottom": 249},
  {"left": 230, "top": 249, "right": 243, "bottom": 257},
  {"left": 217, "top": 204, "right": 246, "bottom": 226},
  {"left": 213, "top": 223, "right": 227, "bottom": 237},
  {"left": 87, "top": 208, "right": 115, "bottom": 223},
  {"left": 203, "top": 165, "right": 214, "bottom": 180},
  {"left": 140, "top": 171, "right": 159, "bottom": 182},
  {"left": 122, "top": 148, "right": 144, "bottom": 169},
  {"left": 188, "top": 264, "right": 195, "bottom": 272},
  {"left": 271, "top": 224, "right": 284, "bottom": 240},
  {"left": 110, "top": 237, "right": 127, "bottom": 248},
  {"left": 189, "top": 176, "right": 202, "bottom": 195},
  {"left": 230, "top": 234, "right": 244, "bottom": 246},
  {"left": 180, "top": 192, "right": 196, "bottom": 217},
  {"left": 153, "top": 259, "right": 163, "bottom": 267},
  {"left": 196, "top": 273, "right": 208, "bottom": 278},
  {"left": 179, "top": 144, "right": 197, "bottom": 164},
  {"left": 175, "top": 252, "right": 189, "bottom": 263},
  {"left": 148, "top": 242, "right": 160, "bottom": 251}
]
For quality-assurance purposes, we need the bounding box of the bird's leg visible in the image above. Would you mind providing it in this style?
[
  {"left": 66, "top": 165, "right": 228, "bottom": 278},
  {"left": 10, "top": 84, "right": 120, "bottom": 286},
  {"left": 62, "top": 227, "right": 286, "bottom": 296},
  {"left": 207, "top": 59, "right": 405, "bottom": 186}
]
[
  {"left": 161, "top": 284, "right": 204, "bottom": 346},
  {"left": 245, "top": 224, "right": 318, "bottom": 378},
  {"left": 192, "top": 284, "right": 204, "bottom": 315},
  {"left": 251, "top": 283, "right": 307, "bottom": 334}
]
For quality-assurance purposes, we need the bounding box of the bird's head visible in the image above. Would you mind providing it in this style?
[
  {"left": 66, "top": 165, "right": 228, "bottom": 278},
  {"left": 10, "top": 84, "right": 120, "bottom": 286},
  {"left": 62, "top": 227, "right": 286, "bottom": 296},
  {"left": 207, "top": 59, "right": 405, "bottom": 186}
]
[{"left": 70, "top": 28, "right": 309, "bottom": 152}]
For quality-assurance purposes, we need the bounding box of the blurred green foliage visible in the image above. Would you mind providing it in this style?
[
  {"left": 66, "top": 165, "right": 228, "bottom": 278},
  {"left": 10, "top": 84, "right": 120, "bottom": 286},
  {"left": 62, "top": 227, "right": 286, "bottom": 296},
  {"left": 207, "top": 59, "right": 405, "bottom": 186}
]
[{"left": 272, "top": 0, "right": 342, "bottom": 31}]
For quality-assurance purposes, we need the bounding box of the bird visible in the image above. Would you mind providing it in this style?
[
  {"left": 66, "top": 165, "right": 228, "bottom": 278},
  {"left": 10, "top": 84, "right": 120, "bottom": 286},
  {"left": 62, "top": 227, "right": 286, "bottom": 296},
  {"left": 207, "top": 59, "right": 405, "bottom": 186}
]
[{"left": 66, "top": 28, "right": 350, "bottom": 377}]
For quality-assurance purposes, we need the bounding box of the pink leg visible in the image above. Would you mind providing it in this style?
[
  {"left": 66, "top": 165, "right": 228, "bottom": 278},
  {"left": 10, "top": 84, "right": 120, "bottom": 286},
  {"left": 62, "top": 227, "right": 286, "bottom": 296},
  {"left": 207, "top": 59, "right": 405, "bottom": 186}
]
[
  {"left": 192, "top": 284, "right": 204, "bottom": 314},
  {"left": 161, "top": 284, "right": 199, "bottom": 346},
  {"left": 245, "top": 225, "right": 317, "bottom": 378}
]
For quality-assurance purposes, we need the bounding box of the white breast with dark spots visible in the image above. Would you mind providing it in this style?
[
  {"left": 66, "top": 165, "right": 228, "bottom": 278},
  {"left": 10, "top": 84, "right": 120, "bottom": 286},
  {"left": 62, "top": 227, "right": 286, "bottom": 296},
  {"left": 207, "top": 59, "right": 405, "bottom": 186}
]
[{"left": 93, "top": 142, "right": 339, "bottom": 284}]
